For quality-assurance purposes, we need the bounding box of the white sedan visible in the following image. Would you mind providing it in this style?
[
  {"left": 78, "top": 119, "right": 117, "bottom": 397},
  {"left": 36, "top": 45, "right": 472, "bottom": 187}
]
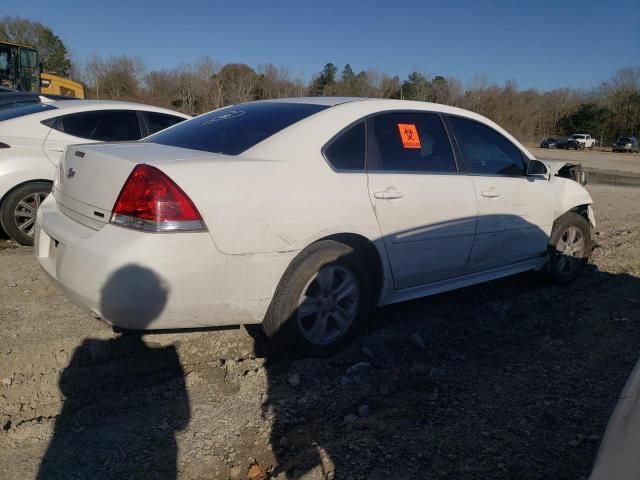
[
  {"left": 34, "top": 98, "right": 595, "bottom": 355},
  {"left": 0, "top": 100, "right": 190, "bottom": 245}
]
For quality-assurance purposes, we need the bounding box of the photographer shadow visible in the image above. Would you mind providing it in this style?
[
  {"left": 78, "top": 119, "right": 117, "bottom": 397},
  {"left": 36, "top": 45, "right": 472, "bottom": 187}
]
[{"left": 37, "top": 265, "right": 190, "bottom": 480}]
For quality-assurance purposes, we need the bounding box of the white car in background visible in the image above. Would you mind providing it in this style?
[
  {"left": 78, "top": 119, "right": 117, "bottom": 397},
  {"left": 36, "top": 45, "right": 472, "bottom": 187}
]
[
  {"left": 0, "top": 100, "right": 190, "bottom": 245},
  {"left": 35, "top": 98, "right": 595, "bottom": 356}
]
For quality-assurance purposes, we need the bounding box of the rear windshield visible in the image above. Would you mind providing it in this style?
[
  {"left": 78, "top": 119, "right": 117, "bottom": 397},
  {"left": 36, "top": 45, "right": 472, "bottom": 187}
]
[
  {"left": 146, "top": 102, "right": 329, "bottom": 155},
  {"left": 0, "top": 103, "right": 57, "bottom": 122}
]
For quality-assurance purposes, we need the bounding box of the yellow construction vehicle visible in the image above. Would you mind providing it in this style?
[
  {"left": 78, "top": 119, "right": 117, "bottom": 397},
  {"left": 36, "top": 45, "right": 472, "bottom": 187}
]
[
  {"left": 40, "top": 72, "right": 85, "bottom": 98},
  {"left": 0, "top": 41, "right": 84, "bottom": 98}
]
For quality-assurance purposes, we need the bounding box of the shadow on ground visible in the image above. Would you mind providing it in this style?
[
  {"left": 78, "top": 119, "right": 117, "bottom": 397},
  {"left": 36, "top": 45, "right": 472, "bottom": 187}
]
[
  {"left": 262, "top": 265, "right": 640, "bottom": 479},
  {"left": 37, "top": 265, "right": 190, "bottom": 480}
]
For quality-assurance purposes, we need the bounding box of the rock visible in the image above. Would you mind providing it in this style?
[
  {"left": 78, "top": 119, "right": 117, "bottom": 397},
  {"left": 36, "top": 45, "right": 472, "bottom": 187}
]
[
  {"left": 55, "top": 350, "right": 69, "bottom": 366},
  {"left": 1, "top": 377, "right": 12, "bottom": 388},
  {"left": 88, "top": 341, "right": 111, "bottom": 362},
  {"left": 429, "top": 367, "right": 447, "bottom": 383},
  {"left": 345, "top": 362, "right": 371, "bottom": 375},
  {"left": 288, "top": 373, "right": 300, "bottom": 387},
  {"left": 358, "top": 405, "right": 371, "bottom": 417},
  {"left": 361, "top": 345, "right": 374, "bottom": 358},
  {"left": 410, "top": 333, "right": 426, "bottom": 350},
  {"left": 343, "top": 414, "right": 358, "bottom": 424},
  {"left": 229, "top": 465, "right": 242, "bottom": 479}
]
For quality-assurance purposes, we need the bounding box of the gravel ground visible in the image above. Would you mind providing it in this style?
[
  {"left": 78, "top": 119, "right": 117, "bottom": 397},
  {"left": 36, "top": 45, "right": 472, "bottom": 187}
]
[
  {"left": 527, "top": 146, "right": 640, "bottom": 176},
  {"left": 1, "top": 184, "right": 639, "bottom": 480}
]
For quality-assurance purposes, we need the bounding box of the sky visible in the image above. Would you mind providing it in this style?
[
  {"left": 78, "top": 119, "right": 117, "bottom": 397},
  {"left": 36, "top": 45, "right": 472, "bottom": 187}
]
[{"left": 5, "top": 0, "right": 640, "bottom": 91}]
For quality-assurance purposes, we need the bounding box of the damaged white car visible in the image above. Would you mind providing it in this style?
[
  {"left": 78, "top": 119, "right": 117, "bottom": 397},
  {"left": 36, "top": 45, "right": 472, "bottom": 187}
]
[{"left": 34, "top": 98, "right": 595, "bottom": 355}]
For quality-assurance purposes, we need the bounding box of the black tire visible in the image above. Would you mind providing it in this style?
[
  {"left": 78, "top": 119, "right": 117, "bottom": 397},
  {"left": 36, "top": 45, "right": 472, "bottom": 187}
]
[
  {"left": 263, "top": 240, "right": 372, "bottom": 357},
  {"left": 547, "top": 212, "right": 592, "bottom": 284},
  {"left": 0, "top": 182, "right": 52, "bottom": 246}
]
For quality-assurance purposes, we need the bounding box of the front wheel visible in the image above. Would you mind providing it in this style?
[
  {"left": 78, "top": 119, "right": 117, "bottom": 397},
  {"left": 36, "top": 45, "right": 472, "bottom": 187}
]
[
  {"left": 547, "top": 212, "right": 592, "bottom": 284},
  {"left": 263, "top": 240, "right": 372, "bottom": 357},
  {"left": 1, "top": 182, "right": 52, "bottom": 246}
]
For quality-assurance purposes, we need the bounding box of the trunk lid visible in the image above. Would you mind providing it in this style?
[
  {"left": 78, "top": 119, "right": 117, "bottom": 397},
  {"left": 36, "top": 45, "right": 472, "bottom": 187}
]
[{"left": 55, "top": 142, "right": 214, "bottom": 229}]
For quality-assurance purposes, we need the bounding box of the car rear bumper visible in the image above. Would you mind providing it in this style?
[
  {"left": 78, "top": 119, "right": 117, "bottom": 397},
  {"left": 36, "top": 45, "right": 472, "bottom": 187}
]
[{"left": 34, "top": 195, "right": 295, "bottom": 329}]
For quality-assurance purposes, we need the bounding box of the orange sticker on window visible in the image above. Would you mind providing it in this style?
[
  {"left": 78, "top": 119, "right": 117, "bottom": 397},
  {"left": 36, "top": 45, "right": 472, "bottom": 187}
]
[{"left": 397, "top": 124, "right": 421, "bottom": 149}]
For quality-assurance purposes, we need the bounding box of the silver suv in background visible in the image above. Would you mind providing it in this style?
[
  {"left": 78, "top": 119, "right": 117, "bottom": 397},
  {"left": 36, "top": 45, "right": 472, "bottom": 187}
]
[{"left": 612, "top": 136, "right": 639, "bottom": 153}]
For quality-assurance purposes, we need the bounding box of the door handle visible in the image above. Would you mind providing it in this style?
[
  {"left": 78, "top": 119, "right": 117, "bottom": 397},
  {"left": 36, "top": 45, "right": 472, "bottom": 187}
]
[
  {"left": 481, "top": 190, "right": 501, "bottom": 198},
  {"left": 374, "top": 190, "right": 404, "bottom": 200}
]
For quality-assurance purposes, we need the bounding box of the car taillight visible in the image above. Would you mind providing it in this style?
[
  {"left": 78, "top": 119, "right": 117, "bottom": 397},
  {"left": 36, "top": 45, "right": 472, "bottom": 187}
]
[{"left": 110, "top": 164, "right": 205, "bottom": 232}]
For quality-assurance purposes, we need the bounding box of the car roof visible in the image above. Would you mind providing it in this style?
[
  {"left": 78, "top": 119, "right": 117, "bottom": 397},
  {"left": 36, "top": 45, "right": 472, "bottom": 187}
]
[
  {"left": 0, "top": 99, "right": 190, "bottom": 126},
  {"left": 45, "top": 99, "right": 189, "bottom": 116},
  {"left": 258, "top": 96, "right": 368, "bottom": 106},
  {"left": 251, "top": 96, "right": 502, "bottom": 119},
  {"left": 240, "top": 97, "right": 533, "bottom": 160}
]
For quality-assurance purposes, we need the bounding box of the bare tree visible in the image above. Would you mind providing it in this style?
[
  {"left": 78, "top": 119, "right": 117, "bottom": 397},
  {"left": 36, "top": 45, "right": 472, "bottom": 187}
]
[
  {"left": 217, "top": 63, "right": 258, "bottom": 104},
  {"left": 86, "top": 53, "right": 144, "bottom": 100}
]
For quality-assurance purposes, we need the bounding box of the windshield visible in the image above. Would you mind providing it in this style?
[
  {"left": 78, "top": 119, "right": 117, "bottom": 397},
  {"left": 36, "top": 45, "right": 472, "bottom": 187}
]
[
  {"left": 0, "top": 103, "right": 57, "bottom": 122},
  {"left": 570, "top": 135, "right": 585, "bottom": 140},
  {"left": 20, "top": 48, "right": 38, "bottom": 69},
  {"left": 146, "top": 102, "right": 329, "bottom": 156},
  {"left": 618, "top": 137, "right": 630, "bottom": 143}
]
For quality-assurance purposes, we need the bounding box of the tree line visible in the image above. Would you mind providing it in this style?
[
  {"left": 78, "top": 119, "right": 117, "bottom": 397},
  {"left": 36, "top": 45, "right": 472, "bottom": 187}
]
[{"left": 1, "top": 16, "right": 639, "bottom": 144}]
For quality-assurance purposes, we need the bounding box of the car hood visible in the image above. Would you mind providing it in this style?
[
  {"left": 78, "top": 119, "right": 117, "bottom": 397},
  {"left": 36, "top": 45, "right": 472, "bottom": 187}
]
[
  {"left": 537, "top": 159, "right": 588, "bottom": 185},
  {"left": 539, "top": 159, "right": 569, "bottom": 176}
]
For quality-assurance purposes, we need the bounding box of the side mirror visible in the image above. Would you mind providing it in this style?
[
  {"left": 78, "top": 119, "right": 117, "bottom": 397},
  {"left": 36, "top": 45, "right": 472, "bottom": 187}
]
[{"left": 528, "top": 159, "right": 548, "bottom": 175}]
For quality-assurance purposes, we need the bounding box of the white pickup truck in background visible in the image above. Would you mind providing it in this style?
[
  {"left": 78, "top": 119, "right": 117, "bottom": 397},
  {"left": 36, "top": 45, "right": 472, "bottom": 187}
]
[{"left": 566, "top": 133, "right": 596, "bottom": 150}]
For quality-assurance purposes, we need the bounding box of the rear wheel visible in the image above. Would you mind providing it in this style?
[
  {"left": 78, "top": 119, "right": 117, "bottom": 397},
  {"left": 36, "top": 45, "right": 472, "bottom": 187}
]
[
  {"left": 263, "top": 240, "right": 372, "bottom": 357},
  {"left": 547, "top": 212, "right": 592, "bottom": 284},
  {"left": 0, "top": 182, "right": 51, "bottom": 246}
]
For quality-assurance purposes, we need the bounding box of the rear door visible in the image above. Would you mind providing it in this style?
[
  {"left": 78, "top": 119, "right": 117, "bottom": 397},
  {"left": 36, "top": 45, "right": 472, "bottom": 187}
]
[
  {"left": 366, "top": 111, "right": 477, "bottom": 289},
  {"left": 141, "top": 111, "right": 186, "bottom": 136},
  {"left": 43, "top": 110, "right": 143, "bottom": 163},
  {"left": 447, "top": 115, "right": 555, "bottom": 272}
]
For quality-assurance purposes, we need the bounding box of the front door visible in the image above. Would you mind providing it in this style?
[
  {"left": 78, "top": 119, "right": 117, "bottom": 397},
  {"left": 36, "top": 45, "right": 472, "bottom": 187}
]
[{"left": 447, "top": 116, "right": 555, "bottom": 272}]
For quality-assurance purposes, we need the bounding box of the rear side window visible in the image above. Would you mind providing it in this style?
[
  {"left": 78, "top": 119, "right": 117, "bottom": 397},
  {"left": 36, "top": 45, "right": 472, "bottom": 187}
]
[
  {"left": 51, "top": 110, "right": 142, "bottom": 141},
  {"left": 367, "top": 112, "right": 457, "bottom": 173},
  {"left": 0, "top": 103, "right": 56, "bottom": 121},
  {"left": 146, "top": 102, "right": 329, "bottom": 156},
  {"left": 324, "top": 122, "right": 365, "bottom": 171},
  {"left": 449, "top": 116, "right": 526, "bottom": 176},
  {"left": 143, "top": 112, "right": 186, "bottom": 135}
]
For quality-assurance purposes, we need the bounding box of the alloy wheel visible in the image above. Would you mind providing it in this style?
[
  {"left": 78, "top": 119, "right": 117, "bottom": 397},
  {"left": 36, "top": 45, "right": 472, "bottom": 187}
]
[
  {"left": 554, "top": 225, "right": 586, "bottom": 276},
  {"left": 13, "top": 192, "right": 47, "bottom": 237},
  {"left": 296, "top": 265, "right": 360, "bottom": 346}
]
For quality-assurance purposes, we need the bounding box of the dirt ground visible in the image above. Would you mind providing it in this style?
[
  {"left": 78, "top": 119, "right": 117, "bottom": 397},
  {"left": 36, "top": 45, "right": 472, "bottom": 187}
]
[
  {"left": 1, "top": 183, "right": 639, "bottom": 480},
  {"left": 527, "top": 146, "right": 640, "bottom": 176}
]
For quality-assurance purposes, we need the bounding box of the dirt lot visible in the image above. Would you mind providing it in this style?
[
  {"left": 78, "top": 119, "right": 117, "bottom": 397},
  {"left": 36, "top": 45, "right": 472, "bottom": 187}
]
[
  {"left": 527, "top": 146, "right": 640, "bottom": 176},
  {"left": 1, "top": 184, "right": 639, "bottom": 480}
]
